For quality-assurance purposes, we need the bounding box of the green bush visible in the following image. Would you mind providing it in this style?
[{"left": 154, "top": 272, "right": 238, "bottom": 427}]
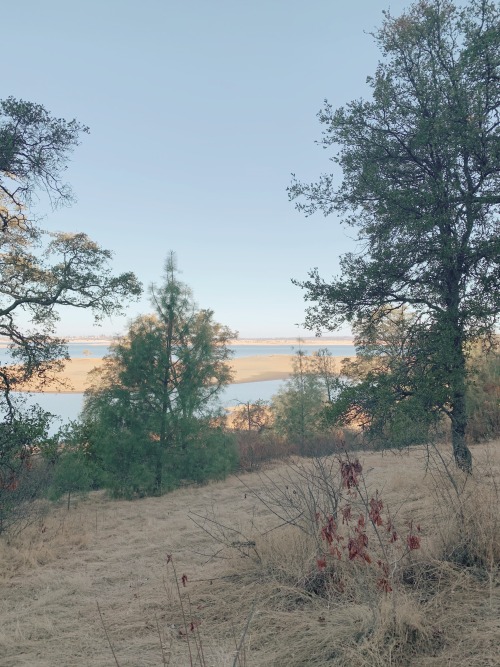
[
  {"left": 173, "top": 423, "right": 238, "bottom": 484},
  {"left": 0, "top": 404, "right": 55, "bottom": 535},
  {"left": 67, "top": 412, "right": 238, "bottom": 499},
  {"left": 48, "top": 450, "right": 93, "bottom": 508}
]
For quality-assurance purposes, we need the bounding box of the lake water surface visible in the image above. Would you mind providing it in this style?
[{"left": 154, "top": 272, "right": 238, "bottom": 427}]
[
  {"left": 7, "top": 343, "right": 356, "bottom": 427},
  {"left": 20, "top": 379, "right": 288, "bottom": 430},
  {"left": 1, "top": 343, "right": 355, "bottom": 363}
]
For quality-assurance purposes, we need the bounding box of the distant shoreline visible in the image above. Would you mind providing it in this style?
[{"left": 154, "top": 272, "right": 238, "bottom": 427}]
[
  {"left": 228, "top": 338, "right": 353, "bottom": 346},
  {"left": 0, "top": 339, "right": 115, "bottom": 348},
  {"left": 1, "top": 337, "right": 353, "bottom": 349}
]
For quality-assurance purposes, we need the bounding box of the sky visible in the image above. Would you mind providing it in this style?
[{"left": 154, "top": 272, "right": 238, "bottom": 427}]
[{"left": 2, "top": 0, "right": 413, "bottom": 340}]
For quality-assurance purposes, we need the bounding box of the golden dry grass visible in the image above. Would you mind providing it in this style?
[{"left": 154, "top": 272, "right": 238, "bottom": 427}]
[{"left": 1, "top": 441, "right": 499, "bottom": 666}]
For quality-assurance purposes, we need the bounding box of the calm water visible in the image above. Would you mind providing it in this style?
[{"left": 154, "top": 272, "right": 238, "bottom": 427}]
[
  {"left": 19, "top": 393, "right": 85, "bottom": 430},
  {"left": 0, "top": 343, "right": 355, "bottom": 364},
  {"left": 229, "top": 344, "right": 355, "bottom": 358},
  {"left": 19, "top": 379, "right": 287, "bottom": 430},
  {"left": 5, "top": 342, "right": 355, "bottom": 428},
  {"left": 0, "top": 343, "right": 110, "bottom": 364}
]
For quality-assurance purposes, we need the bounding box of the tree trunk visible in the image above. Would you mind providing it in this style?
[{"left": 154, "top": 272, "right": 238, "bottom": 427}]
[
  {"left": 449, "top": 342, "right": 472, "bottom": 473},
  {"left": 450, "top": 391, "right": 472, "bottom": 473},
  {"left": 158, "top": 369, "right": 170, "bottom": 495},
  {"left": 154, "top": 449, "right": 163, "bottom": 494},
  {"left": 444, "top": 268, "right": 473, "bottom": 473},
  {"left": 156, "top": 298, "right": 176, "bottom": 495}
]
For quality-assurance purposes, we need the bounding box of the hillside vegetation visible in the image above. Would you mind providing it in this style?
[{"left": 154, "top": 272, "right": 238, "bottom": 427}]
[{"left": 1, "top": 440, "right": 499, "bottom": 666}]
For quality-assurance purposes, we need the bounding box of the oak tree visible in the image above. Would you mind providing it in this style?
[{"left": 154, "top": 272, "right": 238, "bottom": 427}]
[
  {"left": 0, "top": 97, "right": 141, "bottom": 529},
  {"left": 289, "top": 0, "right": 500, "bottom": 471}
]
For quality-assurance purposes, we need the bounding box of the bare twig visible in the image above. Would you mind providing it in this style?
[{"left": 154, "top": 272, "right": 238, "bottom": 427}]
[
  {"left": 189, "top": 510, "right": 261, "bottom": 562},
  {"left": 96, "top": 600, "right": 121, "bottom": 667},
  {"left": 155, "top": 613, "right": 168, "bottom": 667},
  {"left": 232, "top": 601, "right": 256, "bottom": 667},
  {"left": 165, "top": 557, "right": 194, "bottom": 667},
  {"left": 186, "top": 591, "right": 206, "bottom": 667}
]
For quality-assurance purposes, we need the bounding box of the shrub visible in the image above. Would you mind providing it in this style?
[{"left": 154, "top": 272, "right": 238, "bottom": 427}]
[
  {"left": 0, "top": 458, "right": 53, "bottom": 536},
  {"left": 47, "top": 450, "right": 94, "bottom": 509},
  {"left": 68, "top": 414, "right": 238, "bottom": 499},
  {"left": 235, "top": 430, "right": 297, "bottom": 471}
]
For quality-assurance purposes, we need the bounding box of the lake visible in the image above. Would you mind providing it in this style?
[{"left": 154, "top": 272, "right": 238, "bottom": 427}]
[
  {"left": 1, "top": 342, "right": 355, "bottom": 363},
  {"left": 18, "top": 379, "right": 289, "bottom": 430},
  {"left": 5, "top": 342, "right": 356, "bottom": 428}
]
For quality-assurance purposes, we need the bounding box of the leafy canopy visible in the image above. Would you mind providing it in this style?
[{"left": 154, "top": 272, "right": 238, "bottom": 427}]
[
  {"left": 0, "top": 97, "right": 141, "bottom": 527},
  {"left": 289, "top": 0, "right": 500, "bottom": 470},
  {"left": 80, "top": 254, "right": 238, "bottom": 497}
]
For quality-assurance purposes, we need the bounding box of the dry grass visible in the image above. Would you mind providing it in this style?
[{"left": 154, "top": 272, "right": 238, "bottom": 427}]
[{"left": 1, "top": 441, "right": 499, "bottom": 666}]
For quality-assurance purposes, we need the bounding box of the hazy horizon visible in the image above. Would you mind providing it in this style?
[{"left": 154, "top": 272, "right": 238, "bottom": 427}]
[{"left": 3, "top": 0, "right": 412, "bottom": 340}]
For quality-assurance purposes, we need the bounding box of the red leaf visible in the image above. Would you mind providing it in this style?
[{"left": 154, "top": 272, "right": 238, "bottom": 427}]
[
  {"left": 321, "top": 515, "right": 338, "bottom": 545},
  {"left": 329, "top": 545, "right": 342, "bottom": 560},
  {"left": 341, "top": 505, "right": 352, "bottom": 525},
  {"left": 407, "top": 534, "right": 421, "bottom": 550},
  {"left": 377, "top": 577, "right": 393, "bottom": 593},
  {"left": 317, "top": 557, "right": 327, "bottom": 571},
  {"left": 340, "top": 459, "right": 363, "bottom": 489},
  {"left": 347, "top": 538, "right": 358, "bottom": 561},
  {"left": 369, "top": 497, "right": 384, "bottom": 526}
]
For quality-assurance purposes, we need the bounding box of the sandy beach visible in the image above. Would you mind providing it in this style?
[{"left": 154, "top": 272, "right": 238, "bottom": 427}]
[{"left": 14, "top": 354, "right": 352, "bottom": 393}]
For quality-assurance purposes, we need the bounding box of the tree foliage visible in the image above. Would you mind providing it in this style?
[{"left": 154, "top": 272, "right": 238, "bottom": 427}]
[
  {"left": 289, "top": 0, "right": 500, "bottom": 470},
  {"left": 307, "top": 347, "right": 340, "bottom": 402},
  {"left": 327, "top": 308, "right": 446, "bottom": 448},
  {"left": 80, "top": 254, "right": 238, "bottom": 497},
  {"left": 466, "top": 343, "right": 500, "bottom": 441},
  {"left": 0, "top": 97, "right": 141, "bottom": 531},
  {"left": 272, "top": 349, "right": 332, "bottom": 455},
  {"left": 231, "top": 399, "right": 272, "bottom": 432}
]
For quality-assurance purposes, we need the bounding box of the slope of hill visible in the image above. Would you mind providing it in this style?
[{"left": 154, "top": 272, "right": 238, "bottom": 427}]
[{"left": 1, "top": 441, "right": 499, "bottom": 666}]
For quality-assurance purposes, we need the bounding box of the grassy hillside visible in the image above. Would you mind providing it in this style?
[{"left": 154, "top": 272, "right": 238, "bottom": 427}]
[{"left": 1, "top": 441, "right": 499, "bottom": 666}]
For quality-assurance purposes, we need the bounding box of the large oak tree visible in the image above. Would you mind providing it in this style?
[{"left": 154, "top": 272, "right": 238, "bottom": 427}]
[{"left": 289, "top": 0, "right": 500, "bottom": 471}]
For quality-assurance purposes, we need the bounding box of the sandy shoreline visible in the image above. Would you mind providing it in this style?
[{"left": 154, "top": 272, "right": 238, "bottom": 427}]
[
  {"left": 14, "top": 354, "right": 353, "bottom": 394},
  {"left": 0, "top": 338, "right": 353, "bottom": 349}
]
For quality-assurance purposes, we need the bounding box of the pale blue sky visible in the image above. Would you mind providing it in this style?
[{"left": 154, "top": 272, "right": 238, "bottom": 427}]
[{"left": 3, "top": 0, "right": 412, "bottom": 339}]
